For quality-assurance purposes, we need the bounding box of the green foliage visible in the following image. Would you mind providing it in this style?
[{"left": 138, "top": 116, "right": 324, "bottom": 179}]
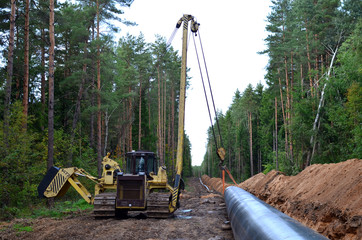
[
  {"left": 182, "top": 133, "right": 192, "bottom": 178},
  {"left": 1, "top": 0, "right": 358, "bottom": 220},
  {"left": 0, "top": 0, "right": 194, "bottom": 220},
  {"left": 13, "top": 224, "right": 33, "bottom": 232},
  {"left": 31, "top": 199, "right": 93, "bottom": 219},
  {"left": 199, "top": 0, "right": 361, "bottom": 182},
  {"left": 0, "top": 102, "right": 39, "bottom": 218},
  {"left": 0, "top": 101, "right": 97, "bottom": 220},
  {"left": 262, "top": 162, "right": 275, "bottom": 175}
]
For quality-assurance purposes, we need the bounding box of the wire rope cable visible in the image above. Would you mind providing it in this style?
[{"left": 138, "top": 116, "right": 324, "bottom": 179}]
[
  {"left": 167, "top": 27, "right": 178, "bottom": 47},
  {"left": 198, "top": 30, "right": 224, "bottom": 147},
  {"left": 192, "top": 33, "right": 219, "bottom": 152}
]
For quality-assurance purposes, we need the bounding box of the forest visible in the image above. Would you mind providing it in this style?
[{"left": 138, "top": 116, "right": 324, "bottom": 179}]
[
  {"left": 0, "top": 0, "right": 360, "bottom": 219},
  {"left": 0, "top": 0, "right": 193, "bottom": 218},
  {"left": 197, "top": 0, "right": 361, "bottom": 181}
]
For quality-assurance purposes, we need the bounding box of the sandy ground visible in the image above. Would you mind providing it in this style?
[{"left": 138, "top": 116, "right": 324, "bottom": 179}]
[
  {"left": 0, "top": 178, "right": 234, "bottom": 240},
  {"left": 202, "top": 159, "right": 362, "bottom": 240}
]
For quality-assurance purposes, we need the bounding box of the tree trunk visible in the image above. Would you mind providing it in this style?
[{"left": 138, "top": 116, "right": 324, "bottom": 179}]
[
  {"left": 90, "top": 23, "right": 95, "bottom": 149},
  {"left": 163, "top": 72, "right": 167, "bottom": 166},
  {"left": 236, "top": 122, "right": 240, "bottom": 181},
  {"left": 228, "top": 141, "right": 231, "bottom": 171},
  {"left": 228, "top": 122, "right": 231, "bottom": 170},
  {"left": 300, "top": 64, "right": 303, "bottom": 98},
  {"left": 210, "top": 142, "right": 213, "bottom": 177},
  {"left": 314, "top": 34, "right": 320, "bottom": 96},
  {"left": 22, "top": 0, "right": 30, "bottom": 129},
  {"left": 47, "top": 0, "right": 55, "bottom": 208},
  {"left": 315, "top": 53, "right": 319, "bottom": 93},
  {"left": 122, "top": 102, "right": 126, "bottom": 159},
  {"left": 104, "top": 110, "right": 109, "bottom": 156},
  {"left": 157, "top": 64, "right": 164, "bottom": 165},
  {"left": 102, "top": 112, "right": 105, "bottom": 157},
  {"left": 285, "top": 54, "right": 291, "bottom": 163},
  {"left": 2, "top": 0, "right": 16, "bottom": 206},
  {"left": 308, "top": 47, "right": 338, "bottom": 166},
  {"left": 275, "top": 97, "right": 278, "bottom": 171},
  {"left": 148, "top": 89, "right": 151, "bottom": 137},
  {"left": 68, "top": 39, "right": 88, "bottom": 166},
  {"left": 167, "top": 102, "right": 171, "bottom": 169},
  {"left": 207, "top": 144, "right": 210, "bottom": 176},
  {"left": 238, "top": 148, "right": 240, "bottom": 182},
  {"left": 171, "top": 85, "right": 175, "bottom": 175},
  {"left": 138, "top": 76, "right": 142, "bottom": 150},
  {"left": 4, "top": 0, "right": 16, "bottom": 150},
  {"left": 289, "top": 52, "right": 294, "bottom": 164},
  {"left": 96, "top": 0, "right": 102, "bottom": 178},
  {"left": 128, "top": 87, "right": 133, "bottom": 151},
  {"left": 48, "top": 0, "right": 55, "bottom": 170},
  {"left": 240, "top": 136, "right": 244, "bottom": 180},
  {"left": 248, "top": 112, "right": 253, "bottom": 176},
  {"left": 15, "top": 13, "right": 20, "bottom": 100},
  {"left": 278, "top": 69, "right": 289, "bottom": 160},
  {"left": 258, "top": 149, "right": 261, "bottom": 173},
  {"left": 89, "top": 24, "right": 95, "bottom": 149},
  {"left": 305, "top": 23, "right": 313, "bottom": 97},
  {"left": 41, "top": 28, "right": 46, "bottom": 131}
]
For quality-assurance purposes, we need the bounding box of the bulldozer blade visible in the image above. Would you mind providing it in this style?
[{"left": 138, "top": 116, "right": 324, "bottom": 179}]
[{"left": 38, "top": 166, "right": 60, "bottom": 198}]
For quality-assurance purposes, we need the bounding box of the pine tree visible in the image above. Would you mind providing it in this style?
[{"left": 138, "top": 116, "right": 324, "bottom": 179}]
[{"left": 4, "top": 0, "right": 16, "bottom": 149}]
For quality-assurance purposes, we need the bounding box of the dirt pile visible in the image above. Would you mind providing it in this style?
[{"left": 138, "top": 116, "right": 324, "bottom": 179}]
[
  {"left": 201, "top": 176, "right": 233, "bottom": 194},
  {"left": 202, "top": 159, "right": 362, "bottom": 240}
]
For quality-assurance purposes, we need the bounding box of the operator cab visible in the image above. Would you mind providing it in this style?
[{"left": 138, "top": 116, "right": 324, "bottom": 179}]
[{"left": 125, "top": 150, "right": 157, "bottom": 176}]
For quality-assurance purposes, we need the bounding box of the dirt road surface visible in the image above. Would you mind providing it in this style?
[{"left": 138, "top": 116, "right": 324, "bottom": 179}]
[{"left": 0, "top": 178, "right": 234, "bottom": 240}]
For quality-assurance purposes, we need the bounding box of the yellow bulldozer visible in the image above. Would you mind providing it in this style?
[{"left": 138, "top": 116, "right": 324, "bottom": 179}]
[
  {"left": 38, "top": 151, "right": 179, "bottom": 218},
  {"left": 37, "top": 15, "right": 199, "bottom": 219}
]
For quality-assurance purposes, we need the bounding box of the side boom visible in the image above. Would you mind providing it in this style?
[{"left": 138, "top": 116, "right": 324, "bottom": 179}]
[{"left": 170, "top": 14, "right": 199, "bottom": 213}]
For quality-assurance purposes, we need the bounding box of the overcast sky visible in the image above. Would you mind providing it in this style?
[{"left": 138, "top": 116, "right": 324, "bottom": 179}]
[{"left": 118, "top": 0, "right": 272, "bottom": 166}]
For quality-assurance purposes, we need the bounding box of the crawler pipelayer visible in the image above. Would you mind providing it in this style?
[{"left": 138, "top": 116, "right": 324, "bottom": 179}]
[{"left": 38, "top": 15, "right": 199, "bottom": 218}]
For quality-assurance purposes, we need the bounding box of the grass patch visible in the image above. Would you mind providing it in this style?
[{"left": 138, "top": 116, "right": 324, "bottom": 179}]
[
  {"left": 13, "top": 223, "right": 33, "bottom": 232},
  {"left": 31, "top": 199, "right": 93, "bottom": 219},
  {"left": 183, "top": 177, "right": 195, "bottom": 193}
]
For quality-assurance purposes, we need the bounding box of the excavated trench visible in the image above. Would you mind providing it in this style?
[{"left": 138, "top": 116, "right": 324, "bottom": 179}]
[{"left": 201, "top": 158, "right": 362, "bottom": 240}]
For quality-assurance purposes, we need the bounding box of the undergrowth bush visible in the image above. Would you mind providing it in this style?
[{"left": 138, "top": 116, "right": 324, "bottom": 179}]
[
  {"left": 31, "top": 199, "right": 93, "bottom": 219},
  {"left": 0, "top": 102, "right": 97, "bottom": 220}
]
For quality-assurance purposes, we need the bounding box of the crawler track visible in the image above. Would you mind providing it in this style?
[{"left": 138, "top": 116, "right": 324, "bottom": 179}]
[
  {"left": 93, "top": 192, "right": 116, "bottom": 218},
  {"left": 146, "top": 192, "right": 171, "bottom": 218}
]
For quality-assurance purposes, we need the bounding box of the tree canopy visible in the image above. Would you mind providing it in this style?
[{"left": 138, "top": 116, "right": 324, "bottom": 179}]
[
  {"left": 200, "top": 0, "right": 361, "bottom": 181},
  {"left": 0, "top": 0, "right": 192, "bottom": 219}
]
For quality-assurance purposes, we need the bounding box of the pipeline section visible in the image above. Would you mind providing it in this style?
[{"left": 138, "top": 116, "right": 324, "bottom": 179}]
[
  {"left": 199, "top": 177, "right": 210, "bottom": 192},
  {"left": 225, "top": 186, "right": 328, "bottom": 240}
]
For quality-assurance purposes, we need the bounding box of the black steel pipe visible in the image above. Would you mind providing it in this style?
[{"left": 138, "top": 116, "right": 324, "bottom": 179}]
[{"left": 225, "top": 186, "right": 328, "bottom": 240}]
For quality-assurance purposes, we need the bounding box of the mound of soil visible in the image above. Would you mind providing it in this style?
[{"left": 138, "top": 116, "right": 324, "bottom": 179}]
[
  {"left": 0, "top": 178, "right": 233, "bottom": 240},
  {"left": 202, "top": 159, "right": 362, "bottom": 240}
]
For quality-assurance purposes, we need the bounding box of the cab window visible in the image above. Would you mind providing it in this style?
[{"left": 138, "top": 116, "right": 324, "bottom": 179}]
[
  {"left": 126, "top": 156, "right": 132, "bottom": 174},
  {"left": 147, "top": 156, "right": 155, "bottom": 173},
  {"left": 136, "top": 156, "right": 145, "bottom": 173}
]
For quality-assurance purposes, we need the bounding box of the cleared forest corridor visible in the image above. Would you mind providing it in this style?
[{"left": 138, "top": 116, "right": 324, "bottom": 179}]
[
  {"left": 1, "top": 159, "right": 360, "bottom": 240},
  {"left": 0, "top": 1, "right": 361, "bottom": 240}
]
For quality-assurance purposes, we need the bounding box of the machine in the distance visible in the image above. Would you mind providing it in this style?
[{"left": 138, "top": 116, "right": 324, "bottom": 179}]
[{"left": 38, "top": 14, "right": 199, "bottom": 219}]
